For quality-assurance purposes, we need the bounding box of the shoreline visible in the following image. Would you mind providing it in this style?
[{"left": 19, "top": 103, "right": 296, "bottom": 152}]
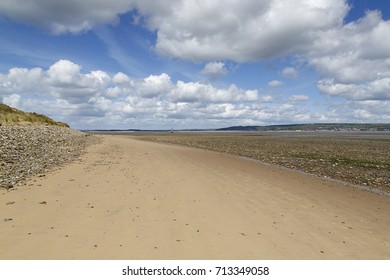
[
  {"left": 1, "top": 135, "right": 389, "bottom": 259},
  {"left": 136, "top": 133, "right": 390, "bottom": 194},
  {"left": 131, "top": 136, "right": 390, "bottom": 197}
]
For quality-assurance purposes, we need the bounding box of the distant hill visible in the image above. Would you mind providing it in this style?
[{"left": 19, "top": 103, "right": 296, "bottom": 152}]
[
  {"left": 0, "top": 103, "right": 69, "bottom": 127},
  {"left": 217, "top": 123, "right": 390, "bottom": 132}
]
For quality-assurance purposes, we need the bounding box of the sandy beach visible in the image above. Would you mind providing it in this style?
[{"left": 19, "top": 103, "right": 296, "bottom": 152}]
[{"left": 1, "top": 135, "right": 389, "bottom": 259}]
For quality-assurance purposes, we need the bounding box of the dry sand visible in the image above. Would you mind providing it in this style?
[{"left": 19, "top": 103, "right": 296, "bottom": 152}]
[{"left": 1, "top": 135, "right": 389, "bottom": 259}]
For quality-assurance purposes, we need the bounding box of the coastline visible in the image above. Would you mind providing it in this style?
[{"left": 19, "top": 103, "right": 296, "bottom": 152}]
[
  {"left": 1, "top": 134, "right": 389, "bottom": 259},
  {"left": 137, "top": 132, "right": 390, "bottom": 194}
]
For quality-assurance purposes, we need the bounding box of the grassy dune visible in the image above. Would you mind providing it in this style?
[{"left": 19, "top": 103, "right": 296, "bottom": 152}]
[{"left": 0, "top": 103, "right": 68, "bottom": 127}]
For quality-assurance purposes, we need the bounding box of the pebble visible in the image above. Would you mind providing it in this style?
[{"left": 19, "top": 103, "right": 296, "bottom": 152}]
[{"left": 0, "top": 125, "right": 100, "bottom": 189}]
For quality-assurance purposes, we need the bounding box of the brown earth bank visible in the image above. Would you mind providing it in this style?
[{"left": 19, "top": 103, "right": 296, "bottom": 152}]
[
  {"left": 138, "top": 133, "right": 390, "bottom": 194},
  {"left": 0, "top": 135, "right": 389, "bottom": 259}
]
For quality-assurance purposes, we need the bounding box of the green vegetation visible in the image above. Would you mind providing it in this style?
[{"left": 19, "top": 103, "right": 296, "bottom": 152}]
[{"left": 0, "top": 103, "right": 69, "bottom": 127}]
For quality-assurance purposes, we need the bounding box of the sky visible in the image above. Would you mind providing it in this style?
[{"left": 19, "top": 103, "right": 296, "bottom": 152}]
[{"left": 0, "top": 0, "right": 389, "bottom": 129}]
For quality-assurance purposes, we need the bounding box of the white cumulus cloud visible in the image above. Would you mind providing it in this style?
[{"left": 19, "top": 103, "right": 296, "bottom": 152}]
[
  {"left": 45, "top": 60, "right": 111, "bottom": 102},
  {"left": 112, "top": 72, "right": 132, "bottom": 87},
  {"left": 135, "top": 0, "right": 348, "bottom": 62},
  {"left": 289, "top": 95, "right": 309, "bottom": 102},
  {"left": 317, "top": 78, "right": 390, "bottom": 100},
  {"left": 310, "top": 11, "right": 390, "bottom": 101},
  {"left": 201, "top": 62, "right": 228, "bottom": 81},
  {"left": 136, "top": 73, "right": 173, "bottom": 97},
  {"left": 0, "top": 0, "right": 134, "bottom": 34},
  {"left": 2, "top": 93, "right": 21, "bottom": 108},
  {"left": 0, "top": 60, "right": 265, "bottom": 128},
  {"left": 2, "top": 0, "right": 389, "bottom": 105},
  {"left": 170, "top": 82, "right": 258, "bottom": 103},
  {"left": 2, "top": 59, "right": 389, "bottom": 129},
  {"left": 281, "top": 67, "right": 298, "bottom": 78},
  {"left": 268, "top": 80, "right": 283, "bottom": 87}
]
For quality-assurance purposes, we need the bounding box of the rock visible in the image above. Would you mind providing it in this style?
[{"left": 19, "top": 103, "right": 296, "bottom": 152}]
[{"left": 0, "top": 125, "right": 100, "bottom": 189}]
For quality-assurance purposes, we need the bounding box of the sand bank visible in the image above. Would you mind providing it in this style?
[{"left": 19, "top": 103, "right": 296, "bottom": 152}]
[{"left": 1, "top": 135, "right": 389, "bottom": 259}]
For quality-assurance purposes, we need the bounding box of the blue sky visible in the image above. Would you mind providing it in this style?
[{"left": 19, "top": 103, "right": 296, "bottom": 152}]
[{"left": 0, "top": 0, "right": 389, "bottom": 129}]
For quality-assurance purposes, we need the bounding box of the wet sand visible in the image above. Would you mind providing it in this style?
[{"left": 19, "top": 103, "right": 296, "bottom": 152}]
[{"left": 0, "top": 135, "right": 389, "bottom": 259}]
